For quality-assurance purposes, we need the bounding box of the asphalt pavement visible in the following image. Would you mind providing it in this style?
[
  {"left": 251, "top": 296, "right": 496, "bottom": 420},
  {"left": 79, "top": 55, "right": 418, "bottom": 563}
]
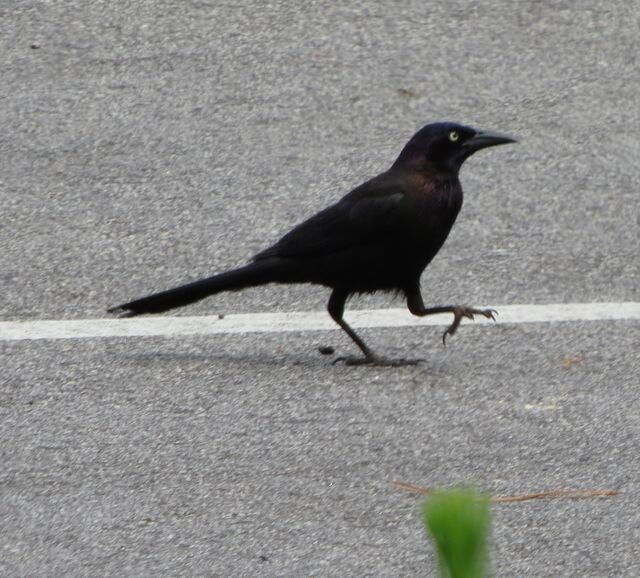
[{"left": 1, "top": 1, "right": 639, "bottom": 576}]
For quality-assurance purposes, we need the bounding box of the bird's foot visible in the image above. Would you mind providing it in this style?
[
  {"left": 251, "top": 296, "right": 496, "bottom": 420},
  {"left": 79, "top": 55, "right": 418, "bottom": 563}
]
[
  {"left": 333, "top": 354, "right": 424, "bottom": 367},
  {"left": 442, "top": 306, "right": 497, "bottom": 345}
]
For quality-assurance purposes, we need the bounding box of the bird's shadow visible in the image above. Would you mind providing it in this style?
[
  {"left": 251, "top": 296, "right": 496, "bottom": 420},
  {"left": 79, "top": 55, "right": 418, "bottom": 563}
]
[{"left": 116, "top": 346, "right": 441, "bottom": 371}]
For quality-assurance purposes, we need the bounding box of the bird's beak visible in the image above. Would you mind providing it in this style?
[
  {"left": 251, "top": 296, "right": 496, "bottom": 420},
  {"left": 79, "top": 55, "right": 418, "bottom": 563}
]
[{"left": 464, "top": 129, "right": 517, "bottom": 151}]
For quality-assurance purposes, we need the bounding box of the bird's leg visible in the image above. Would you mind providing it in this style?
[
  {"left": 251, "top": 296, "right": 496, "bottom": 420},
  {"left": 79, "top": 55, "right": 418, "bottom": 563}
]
[
  {"left": 327, "top": 289, "right": 422, "bottom": 367},
  {"left": 327, "top": 289, "right": 377, "bottom": 363},
  {"left": 406, "top": 289, "right": 497, "bottom": 345}
]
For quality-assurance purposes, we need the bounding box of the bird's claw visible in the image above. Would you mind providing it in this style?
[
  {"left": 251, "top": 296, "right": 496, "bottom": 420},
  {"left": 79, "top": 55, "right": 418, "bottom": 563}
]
[{"left": 442, "top": 306, "right": 498, "bottom": 345}]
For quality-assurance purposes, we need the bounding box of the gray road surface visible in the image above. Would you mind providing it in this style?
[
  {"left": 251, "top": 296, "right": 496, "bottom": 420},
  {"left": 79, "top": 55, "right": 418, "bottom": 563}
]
[{"left": 1, "top": 1, "right": 639, "bottom": 576}]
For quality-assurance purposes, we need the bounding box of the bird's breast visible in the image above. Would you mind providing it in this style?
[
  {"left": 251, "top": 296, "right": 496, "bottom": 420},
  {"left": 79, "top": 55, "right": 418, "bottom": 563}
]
[
  {"left": 411, "top": 179, "right": 462, "bottom": 227},
  {"left": 401, "top": 178, "right": 462, "bottom": 265},
  {"left": 423, "top": 177, "right": 462, "bottom": 208}
]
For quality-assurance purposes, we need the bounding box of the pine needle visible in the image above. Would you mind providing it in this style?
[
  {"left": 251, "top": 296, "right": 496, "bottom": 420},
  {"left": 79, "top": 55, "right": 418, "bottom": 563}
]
[{"left": 394, "top": 480, "right": 618, "bottom": 503}]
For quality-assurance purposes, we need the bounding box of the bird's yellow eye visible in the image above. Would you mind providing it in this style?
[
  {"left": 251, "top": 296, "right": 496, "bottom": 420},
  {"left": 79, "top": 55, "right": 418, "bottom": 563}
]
[{"left": 449, "top": 130, "right": 459, "bottom": 142}]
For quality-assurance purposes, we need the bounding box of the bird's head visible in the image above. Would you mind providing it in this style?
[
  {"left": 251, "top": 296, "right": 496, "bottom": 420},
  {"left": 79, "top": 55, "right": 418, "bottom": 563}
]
[{"left": 394, "top": 122, "right": 516, "bottom": 175}]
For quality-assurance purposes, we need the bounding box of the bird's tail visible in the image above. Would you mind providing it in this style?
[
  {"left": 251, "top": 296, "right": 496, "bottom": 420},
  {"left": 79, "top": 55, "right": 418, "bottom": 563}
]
[{"left": 108, "top": 258, "right": 292, "bottom": 317}]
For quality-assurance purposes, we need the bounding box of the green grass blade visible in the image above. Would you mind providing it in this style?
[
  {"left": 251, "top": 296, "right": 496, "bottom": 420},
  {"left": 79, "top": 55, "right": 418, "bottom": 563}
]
[{"left": 422, "top": 488, "right": 491, "bottom": 578}]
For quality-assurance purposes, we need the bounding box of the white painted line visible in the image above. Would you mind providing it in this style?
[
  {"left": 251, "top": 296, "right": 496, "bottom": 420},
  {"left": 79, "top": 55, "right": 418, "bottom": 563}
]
[{"left": 1, "top": 302, "right": 638, "bottom": 342}]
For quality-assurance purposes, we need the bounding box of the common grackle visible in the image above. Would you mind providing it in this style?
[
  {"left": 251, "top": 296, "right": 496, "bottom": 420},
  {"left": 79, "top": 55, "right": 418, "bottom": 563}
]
[{"left": 109, "top": 122, "right": 516, "bottom": 366}]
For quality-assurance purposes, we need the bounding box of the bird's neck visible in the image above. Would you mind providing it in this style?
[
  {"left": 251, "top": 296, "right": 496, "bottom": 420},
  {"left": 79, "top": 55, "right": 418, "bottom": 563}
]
[
  {"left": 390, "top": 160, "right": 460, "bottom": 190},
  {"left": 392, "top": 149, "right": 460, "bottom": 181}
]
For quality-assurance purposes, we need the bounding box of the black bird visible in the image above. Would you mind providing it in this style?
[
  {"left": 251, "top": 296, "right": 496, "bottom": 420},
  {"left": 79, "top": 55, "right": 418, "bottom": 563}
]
[{"left": 109, "top": 122, "right": 515, "bottom": 366}]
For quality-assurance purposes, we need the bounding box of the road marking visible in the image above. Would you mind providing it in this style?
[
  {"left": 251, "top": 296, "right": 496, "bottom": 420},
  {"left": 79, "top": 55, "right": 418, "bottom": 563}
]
[{"left": 1, "top": 302, "right": 638, "bottom": 342}]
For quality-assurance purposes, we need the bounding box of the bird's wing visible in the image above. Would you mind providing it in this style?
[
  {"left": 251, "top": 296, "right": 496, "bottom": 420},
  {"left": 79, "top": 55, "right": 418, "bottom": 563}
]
[{"left": 252, "top": 179, "right": 407, "bottom": 261}]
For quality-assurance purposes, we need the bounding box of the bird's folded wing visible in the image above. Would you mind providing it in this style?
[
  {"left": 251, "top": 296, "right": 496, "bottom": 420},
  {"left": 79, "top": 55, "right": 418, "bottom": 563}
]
[{"left": 252, "top": 189, "right": 406, "bottom": 261}]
